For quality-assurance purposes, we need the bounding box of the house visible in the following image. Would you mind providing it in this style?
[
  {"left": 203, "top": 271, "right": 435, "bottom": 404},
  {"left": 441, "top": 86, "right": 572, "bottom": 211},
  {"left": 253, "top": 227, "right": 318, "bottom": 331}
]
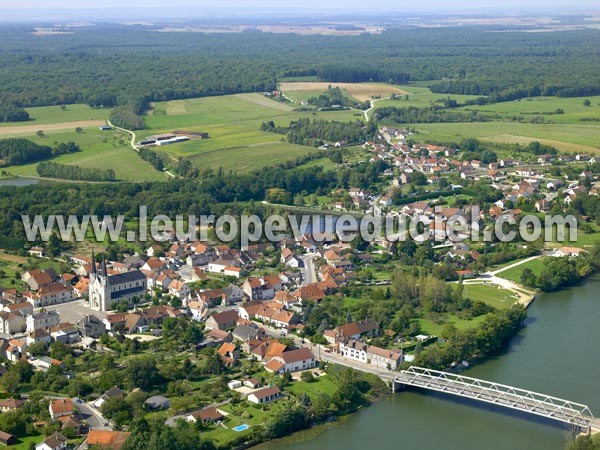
[
  {"left": 247, "top": 386, "right": 282, "bottom": 404},
  {"left": 0, "top": 311, "right": 26, "bottom": 334},
  {"left": 205, "top": 310, "right": 238, "bottom": 330},
  {"left": 367, "top": 345, "right": 403, "bottom": 370},
  {"left": 556, "top": 247, "right": 586, "bottom": 257},
  {"left": 264, "top": 348, "right": 316, "bottom": 374},
  {"left": 232, "top": 323, "right": 261, "bottom": 342},
  {"left": 224, "top": 266, "right": 242, "bottom": 278},
  {"left": 25, "top": 281, "right": 75, "bottom": 307},
  {"left": 218, "top": 342, "right": 240, "bottom": 365},
  {"left": 186, "top": 407, "right": 224, "bottom": 424},
  {"left": 168, "top": 280, "right": 191, "bottom": 299},
  {"left": 5, "top": 339, "right": 26, "bottom": 362},
  {"left": 77, "top": 314, "right": 107, "bottom": 338},
  {"left": 26, "top": 311, "right": 60, "bottom": 332},
  {"left": 339, "top": 339, "right": 368, "bottom": 363},
  {"left": 332, "top": 318, "right": 379, "bottom": 342},
  {"left": 22, "top": 268, "right": 56, "bottom": 291},
  {"left": 144, "top": 395, "right": 170, "bottom": 410},
  {"left": 0, "top": 398, "right": 24, "bottom": 413},
  {"left": 86, "top": 430, "right": 131, "bottom": 450},
  {"left": 49, "top": 399, "right": 73, "bottom": 419},
  {"left": 93, "top": 387, "right": 125, "bottom": 409},
  {"left": 35, "top": 433, "right": 68, "bottom": 450},
  {"left": 0, "top": 431, "right": 17, "bottom": 446},
  {"left": 243, "top": 378, "right": 261, "bottom": 389},
  {"left": 187, "top": 300, "right": 208, "bottom": 322},
  {"left": 28, "top": 246, "right": 46, "bottom": 258}
]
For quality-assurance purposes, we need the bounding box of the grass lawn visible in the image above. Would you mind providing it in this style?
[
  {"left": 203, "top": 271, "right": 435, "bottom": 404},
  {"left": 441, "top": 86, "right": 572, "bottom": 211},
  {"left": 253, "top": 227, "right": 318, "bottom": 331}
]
[
  {"left": 463, "top": 283, "right": 518, "bottom": 309},
  {"left": 417, "top": 312, "right": 489, "bottom": 336},
  {"left": 203, "top": 399, "right": 293, "bottom": 447},
  {"left": 285, "top": 375, "right": 338, "bottom": 399},
  {"left": 498, "top": 257, "right": 550, "bottom": 284},
  {"left": 3, "top": 127, "right": 165, "bottom": 182},
  {"left": 0, "top": 104, "right": 111, "bottom": 127},
  {"left": 11, "top": 435, "right": 44, "bottom": 450}
]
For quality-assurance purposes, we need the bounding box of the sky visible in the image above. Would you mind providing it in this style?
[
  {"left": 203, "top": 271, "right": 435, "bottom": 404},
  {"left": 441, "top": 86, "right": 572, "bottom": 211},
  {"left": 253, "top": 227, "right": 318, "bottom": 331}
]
[{"left": 0, "top": 0, "right": 597, "bottom": 11}]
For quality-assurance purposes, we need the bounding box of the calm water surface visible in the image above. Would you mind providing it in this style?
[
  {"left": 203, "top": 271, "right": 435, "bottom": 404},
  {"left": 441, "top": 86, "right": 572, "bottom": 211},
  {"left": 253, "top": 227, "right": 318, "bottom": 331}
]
[{"left": 279, "top": 278, "right": 600, "bottom": 450}]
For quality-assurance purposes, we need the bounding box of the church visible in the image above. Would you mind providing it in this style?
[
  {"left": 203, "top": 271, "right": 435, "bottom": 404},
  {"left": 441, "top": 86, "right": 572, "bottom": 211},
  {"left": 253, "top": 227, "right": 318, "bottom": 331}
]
[{"left": 88, "top": 251, "right": 147, "bottom": 312}]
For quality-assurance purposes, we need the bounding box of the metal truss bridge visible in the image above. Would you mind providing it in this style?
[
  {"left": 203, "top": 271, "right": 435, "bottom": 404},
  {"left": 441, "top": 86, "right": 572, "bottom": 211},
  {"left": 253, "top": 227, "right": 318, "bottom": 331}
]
[{"left": 394, "top": 366, "right": 597, "bottom": 431}]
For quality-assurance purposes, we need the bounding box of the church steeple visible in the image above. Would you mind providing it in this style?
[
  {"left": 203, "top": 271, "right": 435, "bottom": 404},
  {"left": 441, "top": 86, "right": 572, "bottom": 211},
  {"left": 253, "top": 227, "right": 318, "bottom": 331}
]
[
  {"left": 90, "top": 249, "right": 96, "bottom": 276},
  {"left": 101, "top": 254, "right": 108, "bottom": 278}
]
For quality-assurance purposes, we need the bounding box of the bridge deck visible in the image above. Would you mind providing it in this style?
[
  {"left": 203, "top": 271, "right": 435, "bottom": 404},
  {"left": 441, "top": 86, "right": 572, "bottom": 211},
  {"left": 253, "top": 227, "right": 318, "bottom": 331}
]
[{"left": 395, "top": 367, "right": 595, "bottom": 430}]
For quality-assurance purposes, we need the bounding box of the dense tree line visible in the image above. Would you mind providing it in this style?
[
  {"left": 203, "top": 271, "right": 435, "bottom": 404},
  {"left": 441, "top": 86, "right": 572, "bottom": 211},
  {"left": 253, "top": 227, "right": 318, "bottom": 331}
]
[
  {"left": 36, "top": 161, "right": 116, "bottom": 181},
  {"left": 0, "top": 104, "right": 29, "bottom": 122},
  {"left": 0, "top": 138, "right": 52, "bottom": 166},
  {"left": 307, "top": 86, "right": 370, "bottom": 110},
  {"left": 372, "top": 105, "right": 488, "bottom": 124},
  {"left": 262, "top": 118, "right": 376, "bottom": 146},
  {"left": 0, "top": 159, "right": 384, "bottom": 249},
  {"left": 1, "top": 26, "right": 600, "bottom": 108},
  {"left": 109, "top": 100, "right": 146, "bottom": 130},
  {"left": 521, "top": 246, "right": 600, "bottom": 292},
  {"left": 138, "top": 148, "right": 164, "bottom": 171},
  {"left": 413, "top": 306, "right": 527, "bottom": 370}
]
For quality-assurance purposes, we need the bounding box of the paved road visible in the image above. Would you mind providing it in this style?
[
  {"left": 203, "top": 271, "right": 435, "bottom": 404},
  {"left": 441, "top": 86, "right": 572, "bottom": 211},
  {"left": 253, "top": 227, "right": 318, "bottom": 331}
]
[
  {"left": 300, "top": 252, "right": 318, "bottom": 286},
  {"left": 76, "top": 400, "right": 112, "bottom": 430}
]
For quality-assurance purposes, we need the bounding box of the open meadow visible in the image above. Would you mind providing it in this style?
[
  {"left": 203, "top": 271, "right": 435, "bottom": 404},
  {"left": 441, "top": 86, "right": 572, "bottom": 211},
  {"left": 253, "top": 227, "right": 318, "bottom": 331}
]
[
  {"left": 3, "top": 127, "right": 166, "bottom": 182},
  {"left": 141, "top": 92, "right": 360, "bottom": 172}
]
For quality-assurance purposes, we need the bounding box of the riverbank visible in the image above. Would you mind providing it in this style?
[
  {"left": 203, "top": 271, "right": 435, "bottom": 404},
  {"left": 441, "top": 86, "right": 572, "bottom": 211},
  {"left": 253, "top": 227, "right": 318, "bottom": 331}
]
[{"left": 272, "top": 276, "right": 600, "bottom": 450}]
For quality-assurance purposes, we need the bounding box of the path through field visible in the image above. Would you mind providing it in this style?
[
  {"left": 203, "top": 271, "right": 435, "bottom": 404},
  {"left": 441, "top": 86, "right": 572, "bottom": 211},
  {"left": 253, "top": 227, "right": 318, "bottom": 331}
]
[{"left": 0, "top": 120, "right": 106, "bottom": 136}]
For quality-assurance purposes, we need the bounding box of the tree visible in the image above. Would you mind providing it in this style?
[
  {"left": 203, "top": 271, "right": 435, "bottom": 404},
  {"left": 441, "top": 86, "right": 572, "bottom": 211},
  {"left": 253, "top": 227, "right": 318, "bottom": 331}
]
[
  {"left": 36, "top": 130, "right": 45, "bottom": 137},
  {"left": 75, "top": 127, "right": 83, "bottom": 133},
  {"left": 127, "top": 357, "right": 162, "bottom": 391},
  {"left": 583, "top": 99, "right": 592, "bottom": 107}
]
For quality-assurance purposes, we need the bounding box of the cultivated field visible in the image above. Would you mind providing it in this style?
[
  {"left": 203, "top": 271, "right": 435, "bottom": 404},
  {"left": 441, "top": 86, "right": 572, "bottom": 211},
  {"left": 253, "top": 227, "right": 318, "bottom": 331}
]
[
  {"left": 4, "top": 127, "right": 166, "bottom": 182},
  {"left": 0, "top": 103, "right": 111, "bottom": 127},
  {"left": 0, "top": 120, "right": 106, "bottom": 136},
  {"left": 280, "top": 82, "right": 408, "bottom": 102},
  {"left": 141, "top": 92, "right": 359, "bottom": 172},
  {"left": 370, "top": 84, "right": 600, "bottom": 153}
]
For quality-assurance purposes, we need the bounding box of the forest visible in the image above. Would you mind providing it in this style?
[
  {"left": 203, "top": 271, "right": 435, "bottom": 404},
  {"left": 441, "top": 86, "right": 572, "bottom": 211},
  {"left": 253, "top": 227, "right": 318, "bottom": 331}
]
[
  {"left": 0, "top": 158, "right": 390, "bottom": 249},
  {"left": 1, "top": 25, "right": 600, "bottom": 113},
  {"left": 307, "top": 86, "right": 370, "bottom": 110},
  {"left": 372, "top": 105, "right": 488, "bottom": 124},
  {"left": 261, "top": 118, "right": 376, "bottom": 146},
  {"left": 0, "top": 104, "right": 29, "bottom": 122},
  {"left": 0, "top": 138, "right": 52, "bottom": 166},
  {"left": 36, "top": 162, "right": 116, "bottom": 182}
]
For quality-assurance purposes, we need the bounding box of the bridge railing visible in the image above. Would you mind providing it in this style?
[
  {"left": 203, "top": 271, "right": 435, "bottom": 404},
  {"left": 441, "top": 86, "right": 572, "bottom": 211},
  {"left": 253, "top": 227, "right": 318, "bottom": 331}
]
[{"left": 396, "top": 366, "right": 594, "bottom": 430}]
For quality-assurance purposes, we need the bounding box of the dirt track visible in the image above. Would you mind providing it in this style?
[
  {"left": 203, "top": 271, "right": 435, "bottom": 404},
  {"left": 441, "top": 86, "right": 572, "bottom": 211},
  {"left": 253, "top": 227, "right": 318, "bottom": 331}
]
[{"left": 0, "top": 120, "right": 105, "bottom": 136}]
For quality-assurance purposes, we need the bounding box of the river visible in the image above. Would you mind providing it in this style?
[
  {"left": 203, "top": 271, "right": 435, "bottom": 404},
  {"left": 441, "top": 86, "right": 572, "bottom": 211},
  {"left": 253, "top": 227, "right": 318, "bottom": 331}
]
[
  {"left": 267, "top": 277, "right": 600, "bottom": 450},
  {"left": 0, "top": 177, "right": 40, "bottom": 187}
]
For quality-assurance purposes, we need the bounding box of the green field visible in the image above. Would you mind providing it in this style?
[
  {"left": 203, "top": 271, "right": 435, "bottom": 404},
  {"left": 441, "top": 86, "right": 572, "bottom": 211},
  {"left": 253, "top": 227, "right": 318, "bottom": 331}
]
[
  {"left": 4, "top": 127, "right": 165, "bottom": 182},
  {"left": 417, "top": 313, "right": 489, "bottom": 336},
  {"left": 370, "top": 84, "right": 600, "bottom": 153},
  {"left": 459, "top": 96, "right": 600, "bottom": 125},
  {"left": 409, "top": 121, "right": 600, "bottom": 154},
  {"left": 497, "top": 257, "right": 550, "bottom": 284},
  {"left": 463, "top": 283, "right": 519, "bottom": 309},
  {"left": 141, "top": 93, "right": 359, "bottom": 173},
  {"left": 0, "top": 104, "right": 111, "bottom": 127}
]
